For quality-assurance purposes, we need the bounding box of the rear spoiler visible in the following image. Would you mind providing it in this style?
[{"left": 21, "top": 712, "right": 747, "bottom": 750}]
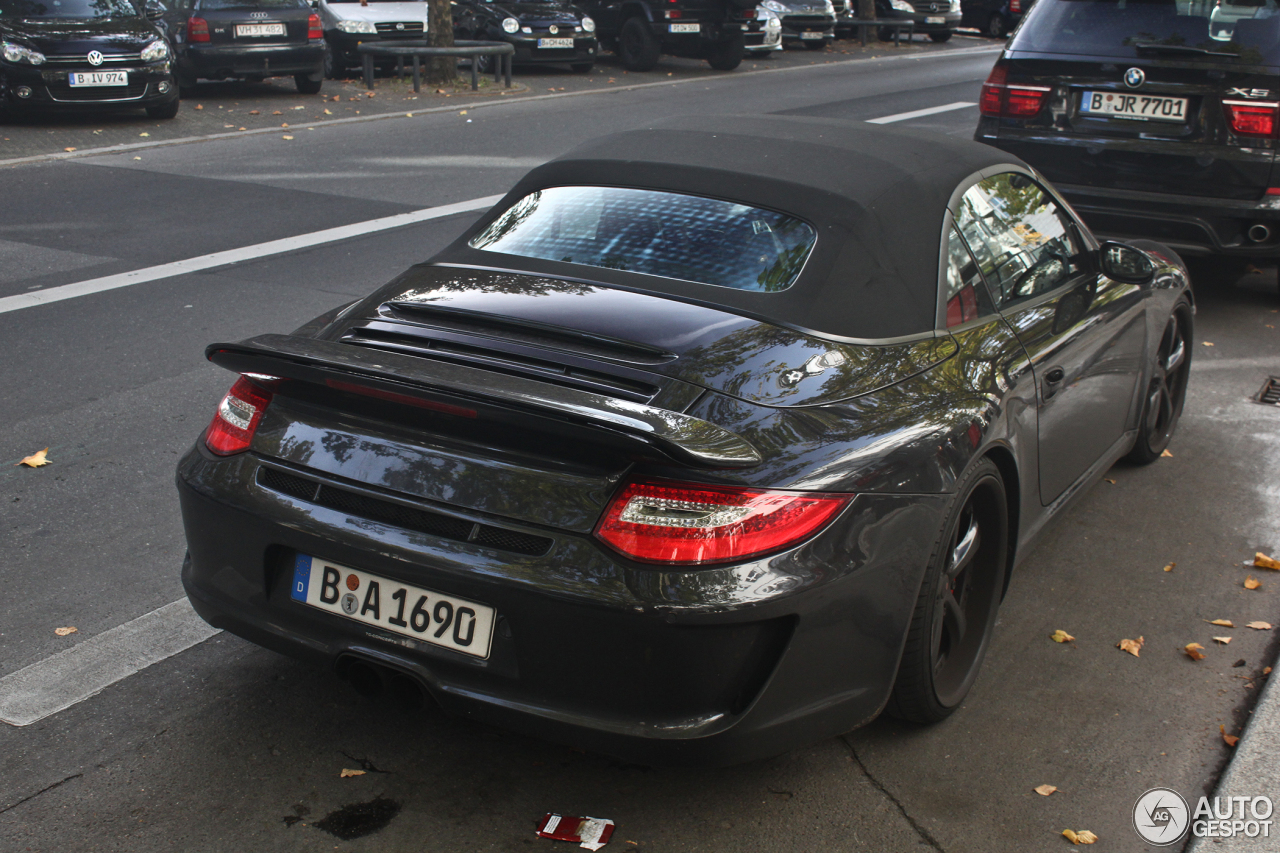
[{"left": 206, "top": 334, "right": 763, "bottom": 470}]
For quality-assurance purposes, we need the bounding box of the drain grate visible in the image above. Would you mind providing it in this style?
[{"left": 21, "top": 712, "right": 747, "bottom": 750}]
[{"left": 1257, "top": 376, "right": 1280, "bottom": 405}]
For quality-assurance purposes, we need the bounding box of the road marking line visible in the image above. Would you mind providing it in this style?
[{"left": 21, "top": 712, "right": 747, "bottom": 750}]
[
  {"left": 0, "top": 194, "right": 502, "bottom": 316},
  {"left": 0, "top": 599, "right": 219, "bottom": 727},
  {"left": 867, "top": 101, "right": 977, "bottom": 124}
]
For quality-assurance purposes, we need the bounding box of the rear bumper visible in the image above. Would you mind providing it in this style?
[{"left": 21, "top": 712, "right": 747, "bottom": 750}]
[
  {"left": 179, "top": 42, "right": 326, "bottom": 79},
  {"left": 176, "top": 445, "right": 944, "bottom": 765},
  {"left": 1051, "top": 181, "right": 1280, "bottom": 258}
]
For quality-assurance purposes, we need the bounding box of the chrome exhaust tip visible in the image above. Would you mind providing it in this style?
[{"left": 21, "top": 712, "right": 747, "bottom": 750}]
[{"left": 1248, "top": 223, "right": 1271, "bottom": 243}]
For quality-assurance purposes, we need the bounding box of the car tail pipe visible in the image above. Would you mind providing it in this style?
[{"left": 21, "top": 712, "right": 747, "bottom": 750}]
[
  {"left": 335, "top": 653, "right": 433, "bottom": 712},
  {"left": 1248, "top": 223, "right": 1271, "bottom": 243}
]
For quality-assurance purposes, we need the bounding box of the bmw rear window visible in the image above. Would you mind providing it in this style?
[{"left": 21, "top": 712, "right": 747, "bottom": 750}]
[
  {"left": 1012, "top": 0, "right": 1280, "bottom": 64},
  {"left": 469, "top": 186, "right": 817, "bottom": 292}
]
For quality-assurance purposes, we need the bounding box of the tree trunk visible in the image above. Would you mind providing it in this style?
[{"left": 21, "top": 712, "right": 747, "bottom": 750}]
[{"left": 426, "top": 0, "right": 455, "bottom": 85}]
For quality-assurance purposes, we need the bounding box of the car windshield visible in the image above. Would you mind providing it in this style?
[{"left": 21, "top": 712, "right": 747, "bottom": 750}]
[
  {"left": 0, "top": 0, "right": 137, "bottom": 17},
  {"left": 198, "top": 0, "right": 305, "bottom": 8},
  {"left": 470, "top": 186, "right": 817, "bottom": 292},
  {"left": 1012, "top": 0, "right": 1280, "bottom": 64}
]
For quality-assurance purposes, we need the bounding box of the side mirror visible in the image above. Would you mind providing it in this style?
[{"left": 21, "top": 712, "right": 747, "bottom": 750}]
[
  {"left": 144, "top": 0, "right": 165, "bottom": 19},
  {"left": 1099, "top": 241, "right": 1154, "bottom": 284}
]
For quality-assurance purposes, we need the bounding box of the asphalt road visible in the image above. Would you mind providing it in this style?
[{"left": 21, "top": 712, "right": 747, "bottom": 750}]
[{"left": 3, "top": 38, "right": 1280, "bottom": 853}]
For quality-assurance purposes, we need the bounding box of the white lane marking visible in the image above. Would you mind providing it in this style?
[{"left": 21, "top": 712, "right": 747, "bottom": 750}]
[
  {"left": 1191, "top": 356, "right": 1280, "bottom": 372},
  {"left": 0, "top": 599, "right": 219, "bottom": 727},
  {"left": 867, "top": 101, "right": 977, "bottom": 124},
  {"left": 0, "top": 194, "right": 502, "bottom": 316}
]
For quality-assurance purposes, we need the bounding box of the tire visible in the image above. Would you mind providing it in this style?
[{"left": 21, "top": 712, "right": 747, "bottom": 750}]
[
  {"left": 877, "top": 26, "right": 893, "bottom": 41},
  {"left": 803, "top": 38, "right": 827, "bottom": 50},
  {"left": 618, "top": 16, "right": 661, "bottom": 71},
  {"left": 175, "top": 70, "right": 198, "bottom": 98},
  {"left": 295, "top": 73, "right": 323, "bottom": 94},
  {"left": 706, "top": 33, "right": 745, "bottom": 70},
  {"left": 323, "top": 43, "right": 344, "bottom": 79},
  {"left": 145, "top": 97, "right": 180, "bottom": 119},
  {"left": 474, "top": 51, "right": 495, "bottom": 75},
  {"left": 986, "top": 12, "right": 1007, "bottom": 37},
  {"left": 887, "top": 458, "right": 1009, "bottom": 724},
  {"left": 570, "top": 62, "right": 594, "bottom": 72},
  {"left": 929, "top": 29, "right": 952, "bottom": 42},
  {"left": 1124, "top": 300, "right": 1193, "bottom": 464}
]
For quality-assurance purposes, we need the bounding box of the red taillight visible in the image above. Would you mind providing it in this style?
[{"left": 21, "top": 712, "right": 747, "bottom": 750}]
[
  {"left": 979, "top": 62, "right": 1050, "bottom": 118},
  {"left": 308, "top": 13, "right": 323, "bottom": 39},
  {"left": 1009, "top": 0, "right": 1021, "bottom": 13},
  {"left": 946, "top": 284, "right": 979, "bottom": 328},
  {"left": 205, "top": 376, "right": 273, "bottom": 456},
  {"left": 1223, "top": 100, "right": 1279, "bottom": 137},
  {"left": 187, "top": 16, "right": 210, "bottom": 43},
  {"left": 594, "top": 479, "right": 851, "bottom": 565}
]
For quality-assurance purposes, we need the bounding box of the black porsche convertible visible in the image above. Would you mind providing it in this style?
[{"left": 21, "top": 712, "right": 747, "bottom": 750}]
[{"left": 176, "top": 116, "right": 1193, "bottom": 765}]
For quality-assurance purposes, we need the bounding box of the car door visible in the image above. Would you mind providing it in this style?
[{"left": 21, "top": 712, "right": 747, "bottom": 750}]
[{"left": 955, "top": 173, "right": 1147, "bottom": 505}]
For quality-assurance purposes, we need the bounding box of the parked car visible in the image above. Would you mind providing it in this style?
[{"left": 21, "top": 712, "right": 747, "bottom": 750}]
[
  {"left": 745, "top": 4, "right": 783, "bottom": 54},
  {"left": 316, "top": 0, "right": 427, "bottom": 77},
  {"left": 177, "top": 115, "right": 1192, "bottom": 765},
  {"left": 157, "top": 0, "right": 325, "bottom": 95},
  {"left": 874, "top": 0, "right": 960, "bottom": 41},
  {"left": 576, "top": 0, "right": 759, "bottom": 71},
  {"left": 960, "top": 0, "right": 1030, "bottom": 38},
  {"left": 451, "top": 0, "right": 598, "bottom": 73},
  {"left": 0, "top": 0, "right": 179, "bottom": 118},
  {"left": 760, "top": 0, "right": 834, "bottom": 48},
  {"left": 975, "top": 0, "right": 1280, "bottom": 276}
]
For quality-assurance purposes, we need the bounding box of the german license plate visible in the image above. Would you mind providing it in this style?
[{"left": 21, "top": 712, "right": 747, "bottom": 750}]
[
  {"left": 1081, "top": 90, "right": 1188, "bottom": 122},
  {"left": 925, "top": 15, "right": 945, "bottom": 23},
  {"left": 800, "top": 30, "right": 823, "bottom": 38},
  {"left": 537, "top": 37, "right": 574, "bottom": 48},
  {"left": 290, "top": 554, "right": 495, "bottom": 658},
  {"left": 670, "top": 22, "right": 700, "bottom": 32},
  {"left": 69, "top": 71, "right": 127, "bottom": 87},
  {"left": 236, "top": 22, "right": 286, "bottom": 37}
]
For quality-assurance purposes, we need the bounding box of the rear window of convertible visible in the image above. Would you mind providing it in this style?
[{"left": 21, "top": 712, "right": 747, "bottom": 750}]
[{"left": 469, "top": 186, "right": 818, "bottom": 292}]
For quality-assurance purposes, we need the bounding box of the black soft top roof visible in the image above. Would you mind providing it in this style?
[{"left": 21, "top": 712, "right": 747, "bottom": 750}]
[{"left": 435, "top": 115, "right": 1023, "bottom": 342}]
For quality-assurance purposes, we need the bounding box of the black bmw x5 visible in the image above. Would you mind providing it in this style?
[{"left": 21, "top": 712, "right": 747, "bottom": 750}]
[
  {"left": 0, "top": 0, "right": 179, "bottom": 117},
  {"left": 976, "top": 0, "right": 1280, "bottom": 276}
]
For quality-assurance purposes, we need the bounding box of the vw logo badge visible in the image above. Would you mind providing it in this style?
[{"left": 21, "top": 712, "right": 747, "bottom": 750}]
[
  {"left": 549, "top": 24, "right": 558, "bottom": 33},
  {"left": 87, "top": 50, "right": 104, "bottom": 66},
  {"left": 1124, "top": 67, "right": 1145, "bottom": 88},
  {"left": 395, "top": 21, "right": 405, "bottom": 29}
]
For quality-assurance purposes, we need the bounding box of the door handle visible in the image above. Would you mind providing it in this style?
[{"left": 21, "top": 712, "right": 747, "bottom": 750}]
[{"left": 1043, "top": 366, "right": 1066, "bottom": 400}]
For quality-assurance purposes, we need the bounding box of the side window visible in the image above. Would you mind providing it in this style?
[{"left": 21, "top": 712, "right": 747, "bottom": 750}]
[
  {"left": 955, "top": 174, "right": 1084, "bottom": 309},
  {"left": 944, "top": 225, "right": 995, "bottom": 328}
]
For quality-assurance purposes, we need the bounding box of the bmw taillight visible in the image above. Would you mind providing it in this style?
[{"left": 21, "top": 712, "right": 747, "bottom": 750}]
[
  {"left": 187, "top": 16, "right": 210, "bottom": 43},
  {"left": 205, "top": 376, "right": 273, "bottom": 456},
  {"left": 979, "top": 62, "right": 1051, "bottom": 118},
  {"left": 308, "top": 13, "right": 323, "bottom": 39},
  {"left": 1223, "top": 100, "right": 1279, "bottom": 137},
  {"left": 594, "top": 479, "right": 851, "bottom": 565}
]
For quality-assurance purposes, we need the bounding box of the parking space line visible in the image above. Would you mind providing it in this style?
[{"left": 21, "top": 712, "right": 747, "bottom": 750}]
[
  {"left": 867, "top": 101, "right": 977, "bottom": 124},
  {"left": 0, "top": 599, "right": 218, "bottom": 727},
  {"left": 0, "top": 194, "right": 503, "bottom": 316}
]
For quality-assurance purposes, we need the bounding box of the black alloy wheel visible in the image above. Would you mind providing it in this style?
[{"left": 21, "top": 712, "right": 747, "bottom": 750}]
[
  {"left": 929, "top": 29, "right": 951, "bottom": 41},
  {"left": 1125, "top": 302, "right": 1192, "bottom": 464},
  {"left": 295, "top": 72, "right": 323, "bottom": 94},
  {"left": 619, "top": 16, "right": 661, "bottom": 71},
  {"left": 175, "top": 70, "right": 198, "bottom": 98},
  {"left": 474, "top": 49, "right": 495, "bottom": 75},
  {"left": 706, "top": 33, "right": 745, "bottom": 69},
  {"left": 888, "top": 458, "right": 1008, "bottom": 723},
  {"left": 986, "top": 11, "right": 1006, "bottom": 37},
  {"left": 146, "top": 97, "right": 180, "bottom": 119}
]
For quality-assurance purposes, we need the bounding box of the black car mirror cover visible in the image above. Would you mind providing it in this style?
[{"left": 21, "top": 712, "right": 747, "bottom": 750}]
[{"left": 1098, "top": 241, "right": 1156, "bottom": 285}]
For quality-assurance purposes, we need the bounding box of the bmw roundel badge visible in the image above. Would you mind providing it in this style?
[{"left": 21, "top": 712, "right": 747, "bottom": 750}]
[{"left": 1124, "top": 67, "right": 1145, "bottom": 88}]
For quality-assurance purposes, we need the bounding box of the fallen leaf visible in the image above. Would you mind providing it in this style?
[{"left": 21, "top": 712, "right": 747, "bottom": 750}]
[
  {"left": 1221, "top": 724, "right": 1240, "bottom": 747},
  {"left": 1118, "top": 636, "right": 1144, "bottom": 657},
  {"left": 1185, "top": 642, "right": 1207, "bottom": 660},
  {"left": 281, "top": 123, "right": 289, "bottom": 127},
  {"left": 63, "top": 146, "right": 76, "bottom": 152},
  {"left": 18, "top": 448, "right": 50, "bottom": 467},
  {"left": 1063, "top": 828, "right": 1098, "bottom": 844},
  {"left": 133, "top": 156, "right": 141, "bottom": 160},
  {"left": 195, "top": 104, "right": 203, "bottom": 109},
  {"left": 139, "top": 132, "right": 150, "bottom": 137},
  {"left": 339, "top": 768, "right": 365, "bottom": 778},
  {"left": 1247, "top": 621, "right": 1273, "bottom": 630},
  {"left": 1104, "top": 477, "right": 1116, "bottom": 484},
  {"left": 282, "top": 135, "right": 294, "bottom": 140},
  {"left": 224, "top": 124, "right": 234, "bottom": 128},
  {"left": 1245, "top": 576, "right": 1262, "bottom": 590},
  {"left": 249, "top": 109, "right": 260, "bottom": 115},
  {"left": 1163, "top": 562, "right": 1175, "bottom": 572},
  {"left": 1254, "top": 552, "right": 1280, "bottom": 570},
  {"left": 324, "top": 108, "right": 332, "bottom": 115},
  {"left": 1214, "top": 636, "right": 1233, "bottom": 644},
  {"left": 1051, "top": 629, "right": 1075, "bottom": 643},
  {"left": 273, "top": 110, "right": 282, "bottom": 115},
  {"left": 1160, "top": 449, "right": 1173, "bottom": 457},
  {"left": 1265, "top": 667, "right": 1273, "bottom": 675},
  {"left": 54, "top": 626, "right": 77, "bottom": 637},
  {"left": 1207, "top": 619, "right": 1235, "bottom": 627},
  {"left": 1034, "top": 784, "right": 1057, "bottom": 796},
  {"left": 1203, "top": 341, "right": 1215, "bottom": 347},
  {"left": 459, "top": 110, "right": 467, "bottom": 115},
  {"left": 238, "top": 127, "right": 246, "bottom": 131},
  {"left": 292, "top": 105, "right": 305, "bottom": 109}
]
